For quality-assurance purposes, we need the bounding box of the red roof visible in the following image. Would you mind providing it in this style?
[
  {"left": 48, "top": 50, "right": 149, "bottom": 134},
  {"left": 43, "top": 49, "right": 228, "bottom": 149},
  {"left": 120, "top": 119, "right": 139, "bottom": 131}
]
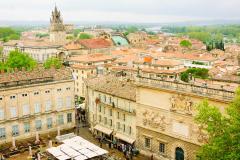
[
  {"left": 79, "top": 38, "right": 112, "bottom": 49},
  {"left": 64, "top": 38, "right": 112, "bottom": 50}
]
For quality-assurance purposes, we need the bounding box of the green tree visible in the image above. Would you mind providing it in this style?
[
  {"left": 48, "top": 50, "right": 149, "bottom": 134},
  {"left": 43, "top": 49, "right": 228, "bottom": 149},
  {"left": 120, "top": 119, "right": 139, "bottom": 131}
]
[
  {"left": 0, "top": 47, "right": 3, "bottom": 55},
  {"left": 66, "top": 35, "right": 74, "bottom": 40},
  {"left": 180, "top": 68, "right": 209, "bottom": 82},
  {"left": 126, "top": 26, "right": 138, "bottom": 33},
  {"left": 5, "top": 50, "right": 37, "bottom": 71},
  {"left": 180, "top": 72, "right": 189, "bottom": 82},
  {"left": 73, "top": 29, "right": 82, "bottom": 37},
  {"left": 79, "top": 33, "right": 93, "bottom": 39},
  {"left": 43, "top": 57, "right": 62, "bottom": 69},
  {"left": 180, "top": 40, "right": 192, "bottom": 48},
  {"left": 8, "top": 34, "right": 20, "bottom": 40},
  {"left": 195, "top": 88, "right": 240, "bottom": 160}
]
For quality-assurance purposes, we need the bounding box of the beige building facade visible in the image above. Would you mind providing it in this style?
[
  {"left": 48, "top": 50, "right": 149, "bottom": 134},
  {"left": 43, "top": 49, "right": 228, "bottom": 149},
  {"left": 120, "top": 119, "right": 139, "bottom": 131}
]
[
  {"left": 135, "top": 77, "right": 233, "bottom": 160},
  {"left": 85, "top": 76, "right": 137, "bottom": 145},
  {"left": 0, "top": 68, "right": 75, "bottom": 144}
]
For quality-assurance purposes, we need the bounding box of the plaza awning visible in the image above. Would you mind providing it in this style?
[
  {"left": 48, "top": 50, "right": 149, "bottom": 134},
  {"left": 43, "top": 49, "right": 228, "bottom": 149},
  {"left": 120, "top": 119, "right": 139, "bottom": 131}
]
[
  {"left": 115, "top": 133, "right": 135, "bottom": 144},
  {"left": 94, "top": 124, "right": 113, "bottom": 136},
  {"left": 47, "top": 135, "right": 108, "bottom": 160}
]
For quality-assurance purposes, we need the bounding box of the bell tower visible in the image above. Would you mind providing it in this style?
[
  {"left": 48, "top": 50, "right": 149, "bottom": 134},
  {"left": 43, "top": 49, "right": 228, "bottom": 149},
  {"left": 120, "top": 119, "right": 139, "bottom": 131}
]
[{"left": 49, "top": 6, "right": 66, "bottom": 44}]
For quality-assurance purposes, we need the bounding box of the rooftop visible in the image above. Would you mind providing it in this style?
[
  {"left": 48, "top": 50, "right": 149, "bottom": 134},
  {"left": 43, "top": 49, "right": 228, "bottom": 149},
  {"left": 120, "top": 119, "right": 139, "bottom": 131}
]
[
  {"left": 69, "top": 53, "right": 115, "bottom": 63},
  {"left": 85, "top": 75, "right": 136, "bottom": 101},
  {"left": 0, "top": 67, "right": 73, "bottom": 89},
  {"left": 4, "top": 40, "right": 63, "bottom": 48},
  {"left": 64, "top": 38, "right": 112, "bottom": 50}
]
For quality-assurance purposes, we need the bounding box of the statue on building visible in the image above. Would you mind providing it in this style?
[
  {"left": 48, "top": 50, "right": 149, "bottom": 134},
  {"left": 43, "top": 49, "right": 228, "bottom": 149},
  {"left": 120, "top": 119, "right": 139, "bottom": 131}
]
[
  {"left": 193, "top": 125, "right": 208, "bottom": 143},
  {"left": 142, "top": 110, "right": 167, "bottom": 131},
  {"left": 169, "top": 94, "right": 194, "bottom": 114}
]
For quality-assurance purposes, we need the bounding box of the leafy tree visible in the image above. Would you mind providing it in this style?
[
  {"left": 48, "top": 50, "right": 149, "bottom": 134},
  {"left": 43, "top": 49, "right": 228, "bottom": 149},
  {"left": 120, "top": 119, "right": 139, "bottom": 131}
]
[
  {"left": 180, "top": 40, "right": 192, "bottom": 48},
  {"left": 180, "top": 68, "right": 209, "bottom": 82},
  {"left": 73, "top": 29, "right": 82, "bottom": 37},
  {"left": 5, "top": 50, "right": 37, "bottom": 71},
  {"left": 43, "top": 57, "right": 62, "bottom": 69},
  {"left": 0, "top": 27, "right": 21, "bottom": 42},
  {"left": 79, "top": 33, "right": 93, "bottom": 39},
  {"left": 195, "top": 88, "right": 240, "bottom": 160},
  {"left": 36, "top": 33, "right": 49, "bottom": 38},
  {"left": 0, "top": 47, "right": 3, "bottom": 55},
  {"left": 126, "top": 26, "right": 138, "bottom": 33},
  {"left": 66, "top": 35, "right": 74, "bottom": 40},
  {"left": 8, "top": 34, "right": 20, "bottom": 40},
  {"left": 180, "top": 72, "right": 189, "bottom": 82}
]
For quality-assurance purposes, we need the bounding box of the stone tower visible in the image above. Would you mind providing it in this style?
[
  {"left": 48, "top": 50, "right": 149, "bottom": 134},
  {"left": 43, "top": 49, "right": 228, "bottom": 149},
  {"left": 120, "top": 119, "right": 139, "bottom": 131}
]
[{"left": 49, "top": 6, "right": 66, "bottom": 44}]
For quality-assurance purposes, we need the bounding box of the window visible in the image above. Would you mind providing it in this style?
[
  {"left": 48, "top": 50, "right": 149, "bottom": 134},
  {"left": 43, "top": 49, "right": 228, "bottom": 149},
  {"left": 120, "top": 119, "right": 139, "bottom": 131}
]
[
  {"left": 57, "top": 88, "right": 62, "bottom": 92},
  {"left": 10, "top": 107, "right": 17, "bottom": 118},
  {"left": 57, "top": 98, "right": 63, "bottom": 109},
  {"left": 129, "top": 126, "right": 132, "bottom": 135},
  {"left": 45, "top": 100, "right": 52, "bottom": 111},
  {"left": 98, "top": 115, "right": 102, "bottom": 122},
  {"left": 0, "top": 128, "right": 6, "bottom": 139},
  {"left": 109, "top": 97, "right": 112, "bottom": 103},
  {"left": 159, "top": 143, "right": 165, "bottom": 154},
  {"left": 12, "top": 125, "right": 19, "bottom": 136},
  {"left": 35, "top": 120, "right": 42, "bottom": 131},
  {"left": 123, "top": 114, "right": 126, "bottom": 121},
  {"left": 109, "top": 109, "right": 112, "bottom": 116},
  {"left": 34, "top": 92, "right": 39, "bottom": 95},
  {"left": 104, "top": 117, "right": 107, "bottom": 125},
  {"left": 117, "top": 122, "right": 120, "bottom": 130},
  {"left": 145, "top": 137, "right": 151, "bottom": 148},
  {"left": 34, "top": 103, "right": 41, "bottom": 114},
  {"left": 23, "top": 104, "right": 30, "bottom": 115},
  {"left": 103, "top": 107, "right": 106, "bottom": 114},
  {"left": 99, "top": 105, "right": 102, "bottom": 113},
  {"left": 66, "top": 87, "right": 71, "bottom": 91},
  {"left": 66, "top": 96, "right": 71, "bottom": 108},
  {"left": 67, "top": 113, "right": 72, "bottom": 123},
  {"left": 22, "top": 93, "right": 28, "bottom": 97},
  {"left": 109, "top": 119, "right": 112, "bottom": 126},
  {"left": 104, "top": 95, "right": 106, "bottom": 102},
  {"left": 58, "top": 115, "right": 64, "bottom": 125},
  {"left": 0, "top": 109, "right": 4, "bottom": 120},
  {"left": 10, "top": 95, "right": 16, "bottom": 99},
  {"left": 117, "top": 112, "right": 120, "bottom": 119},
  {"left": 123, "top": 124, "right": 126, "bottom": 132},
  {"left": 45, "top": 90, "right": 50, "bottom": 94},
  {"left": 24, "top": 122, "right": 30, "bottom": 133},
  {"left": 0, "top": 97, "right": 3, "bottom": 100},
  {"left": 47, "top": 118, "right": 52, "bottom": 129}
]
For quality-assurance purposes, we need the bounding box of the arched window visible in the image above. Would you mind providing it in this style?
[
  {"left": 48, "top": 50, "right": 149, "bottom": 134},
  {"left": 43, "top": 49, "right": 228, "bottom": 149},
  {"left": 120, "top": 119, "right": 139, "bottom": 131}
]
[{"left": 175, "top": 147, "right": 184, "bottom": 160}]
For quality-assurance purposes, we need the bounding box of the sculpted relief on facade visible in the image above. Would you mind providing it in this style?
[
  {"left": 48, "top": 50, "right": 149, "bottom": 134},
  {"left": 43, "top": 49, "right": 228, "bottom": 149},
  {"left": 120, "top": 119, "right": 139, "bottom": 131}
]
[
  {"left": 142, "top": 110, "right": 168, "bottom": 131},
  {"left": 193, "top": 125, "right": 208, "bottom": 143},
  {"left": 169, "top": 94, "right": 193, "bottom": 114}
]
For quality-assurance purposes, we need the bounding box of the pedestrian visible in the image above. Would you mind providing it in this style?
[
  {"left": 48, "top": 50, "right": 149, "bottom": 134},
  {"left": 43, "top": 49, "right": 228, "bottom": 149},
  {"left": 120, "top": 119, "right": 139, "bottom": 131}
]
[
  {"left": 151, "top": 154, "right": 154, "bottom": 160},
  {"left": 130, "top": 151, "right": 133, "bottom": 160},
  {"left": 126, "top": 151, "right": 130, "bottom": 160}
]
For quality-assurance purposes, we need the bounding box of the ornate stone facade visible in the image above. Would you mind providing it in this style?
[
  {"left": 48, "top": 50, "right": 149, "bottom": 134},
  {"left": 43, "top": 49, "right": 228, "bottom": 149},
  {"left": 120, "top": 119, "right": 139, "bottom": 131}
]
[
  {"left": 135, "top": 83, "right": 230, "bottom": 160},
  {"left": 169, "top": 94, "right": 193, "bottom": 115},
  {"left": 49, "top": 6, "right": 66, "bottom": 44}
]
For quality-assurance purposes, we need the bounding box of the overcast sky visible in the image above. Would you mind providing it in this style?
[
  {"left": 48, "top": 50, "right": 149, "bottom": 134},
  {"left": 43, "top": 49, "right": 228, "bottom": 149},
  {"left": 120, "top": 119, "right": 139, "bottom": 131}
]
[{"left": 0, "top": 0, "right": 239, "bottom": 23}]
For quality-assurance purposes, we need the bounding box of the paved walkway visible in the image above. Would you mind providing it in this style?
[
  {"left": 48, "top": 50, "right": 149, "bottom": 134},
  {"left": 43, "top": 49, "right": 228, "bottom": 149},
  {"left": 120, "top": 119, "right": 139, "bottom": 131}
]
[{"left": 77, "top": 126, "right": 149, "bottom": 160}]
